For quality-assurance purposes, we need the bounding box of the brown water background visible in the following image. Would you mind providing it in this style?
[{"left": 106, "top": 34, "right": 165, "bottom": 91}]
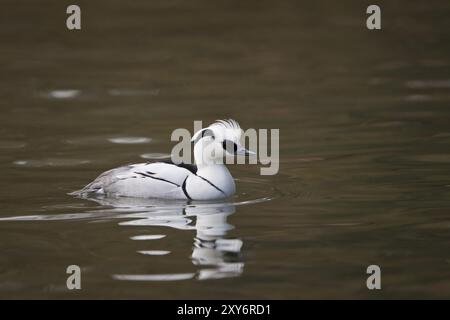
[{"left": 1, "top": 0, "right": 450, "bottom": 299}]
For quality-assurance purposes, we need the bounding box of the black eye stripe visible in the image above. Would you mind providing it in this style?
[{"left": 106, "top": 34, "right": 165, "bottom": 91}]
[{"left": 222, "top": 140, "right": 237, "bottom": 153}]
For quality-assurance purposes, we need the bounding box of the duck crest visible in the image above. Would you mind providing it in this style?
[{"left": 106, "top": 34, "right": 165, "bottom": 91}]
[{"left": 210, "top": 119, "right": 242, "bottom": 143}]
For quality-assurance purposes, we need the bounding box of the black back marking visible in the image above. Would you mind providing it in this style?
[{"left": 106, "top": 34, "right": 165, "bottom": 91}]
[
  {"left": 154, "top": 159, "right": 198, "bottom": 175},
  {"left": 134, "top": 172, "right": 180, "bottom": 187},
  {"left": 182, "top": 176, "right": 192, "bottom": 200}
]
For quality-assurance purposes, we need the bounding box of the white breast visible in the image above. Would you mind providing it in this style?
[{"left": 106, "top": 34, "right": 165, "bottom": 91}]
[{"left": 185, "top": 165, "right": 236, "bottom": 200}]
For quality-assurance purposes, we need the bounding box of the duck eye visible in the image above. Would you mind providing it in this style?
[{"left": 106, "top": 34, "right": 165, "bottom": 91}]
[{"left": 222, "top": 140, "right": 237, "bottom": 154}]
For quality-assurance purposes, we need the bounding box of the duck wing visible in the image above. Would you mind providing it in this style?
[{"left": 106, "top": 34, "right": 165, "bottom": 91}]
[{"left": 71, "top": 162, "right": 196, "bottom": 198}]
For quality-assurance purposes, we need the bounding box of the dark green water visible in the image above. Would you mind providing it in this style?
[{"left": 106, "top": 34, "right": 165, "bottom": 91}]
[{"left": 1, "top": 1, "right": 450, "bottom": 298}]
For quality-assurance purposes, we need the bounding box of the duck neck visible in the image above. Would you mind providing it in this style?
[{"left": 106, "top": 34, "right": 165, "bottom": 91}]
[
  {"left": 193, "top": 144, "right": 230, "bottom": 177},
  {"left": 193, "top": 144, "right": 235, "bottom": 197},
  {"left": 195, "top": 159, "right": 231, "bottom": 179}
]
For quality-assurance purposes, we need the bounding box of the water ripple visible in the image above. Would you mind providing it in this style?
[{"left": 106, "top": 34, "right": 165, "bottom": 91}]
[
  {"left": 13, "top": 158, "right": 91, "bottom": 167},
  {"left": 137, "top": 250, "right": 171, "bottom": 256},
  {"left": 112, "top": 273, "right": 195, "bottom": 282},
  {"left": 46, "top": 89, "right": 81, "bottom": 99},
  {"left": 130, "top": 235, "right": 166, "bottom": 240},
  {"left": 140, "top": 153, "right": 171, "bottom": 160},
  {"left": 108, "top": 137, "right": 152, "bottom": 144},
  {"left": 0, "top": 178, "right": 276, "bottom": 282}
]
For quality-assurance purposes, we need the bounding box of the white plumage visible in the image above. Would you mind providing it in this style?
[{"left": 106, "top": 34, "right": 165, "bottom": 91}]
[{"left": 72, "top": 119, "right": 254, "bottom": 200}]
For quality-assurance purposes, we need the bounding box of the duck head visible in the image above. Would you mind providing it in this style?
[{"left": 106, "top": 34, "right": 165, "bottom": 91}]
[{"left": 191, "top": 119, "right": 255, "bottom": 166}]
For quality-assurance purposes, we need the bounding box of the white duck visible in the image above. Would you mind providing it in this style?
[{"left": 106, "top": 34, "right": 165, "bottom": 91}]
[{"left": 72, "top": 119, "right": 254, "bottom": 200}]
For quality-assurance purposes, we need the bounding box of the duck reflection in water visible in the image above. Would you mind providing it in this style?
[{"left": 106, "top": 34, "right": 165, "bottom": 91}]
[{"left": 87, "top": 196, "right": 244, "bottom": 281}]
